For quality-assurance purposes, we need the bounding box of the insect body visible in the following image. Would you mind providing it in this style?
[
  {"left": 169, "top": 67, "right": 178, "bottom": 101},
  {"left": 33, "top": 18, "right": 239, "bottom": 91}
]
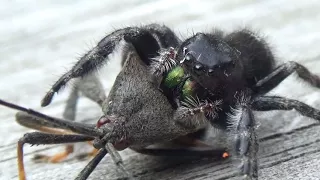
[
  {"left": 1, "top": 24, "right": 320, "bottom": 180},
  {"left": 1, "top": 45, "right": 221, "bottom": 180}
]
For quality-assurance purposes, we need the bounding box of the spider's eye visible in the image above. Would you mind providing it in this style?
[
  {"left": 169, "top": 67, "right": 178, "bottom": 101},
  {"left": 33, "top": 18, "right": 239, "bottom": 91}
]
[
  {"left": 208, "top": 68, "right": 214, "bottom": 75},
  {"left": 194, "top": 64, "right": 203, "bottom": 71},
  {"left": 185, "top": 53, "right": 194, "bottom": 61},
  {"left": 180, "top": 47, "right": 196, "bottom": 64},
  {"left": 180, "top": 53, "right": 195, "bottom": 64}
]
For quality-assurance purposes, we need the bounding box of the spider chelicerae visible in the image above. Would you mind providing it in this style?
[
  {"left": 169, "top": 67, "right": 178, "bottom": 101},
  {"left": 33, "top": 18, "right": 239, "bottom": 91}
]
[{"left": 1, "top": 23, "right": 320, "bottom": 180}]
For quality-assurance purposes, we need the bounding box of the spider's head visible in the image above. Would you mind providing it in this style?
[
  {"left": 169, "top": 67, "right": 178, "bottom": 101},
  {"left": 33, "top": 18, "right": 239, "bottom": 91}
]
[{"left": 177, "top": 33, "right": 240, "bottom": 90}]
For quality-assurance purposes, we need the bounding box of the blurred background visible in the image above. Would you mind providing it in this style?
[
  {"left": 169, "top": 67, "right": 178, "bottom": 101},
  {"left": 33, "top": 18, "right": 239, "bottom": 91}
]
[{"left": 1, "top": 0, "right": 320, "bottom": 179}]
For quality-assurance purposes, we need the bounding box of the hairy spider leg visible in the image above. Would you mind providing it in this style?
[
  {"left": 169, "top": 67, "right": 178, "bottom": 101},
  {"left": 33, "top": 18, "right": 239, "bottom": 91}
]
[
  {"left": 227, "top": 95, "right": 258, "bottom": 179},
  {"left": 252, "top": 96, "right": 320, "bottom": 121},
  {"left": 41, "top": 24, "right": 180, "bottom": 107},
  {"left": 174, "top": 100, "right": 221, "bottom": 129},
  {"left": 254, "top": 61, "right": 320, "bottom": 95}
]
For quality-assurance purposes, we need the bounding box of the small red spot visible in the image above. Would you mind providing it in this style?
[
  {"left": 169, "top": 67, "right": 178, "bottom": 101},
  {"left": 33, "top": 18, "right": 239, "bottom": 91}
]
[
  {"left": 169, "top": 47, "right": 176, "bottom": 59},
  {"left": 222, "top": 152, "right": 229, "bottom": 158},
  {"left": 114, "top": 139, "right": 129, "bottom": 150},
  {"left": 96, "top": 116, "right": 110, "bottom": 128}
]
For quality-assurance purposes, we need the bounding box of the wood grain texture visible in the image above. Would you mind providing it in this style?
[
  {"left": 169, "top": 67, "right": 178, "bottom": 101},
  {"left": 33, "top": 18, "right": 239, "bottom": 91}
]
[{"left": 1, "top": 0, "right": 320, "bottom": 179}]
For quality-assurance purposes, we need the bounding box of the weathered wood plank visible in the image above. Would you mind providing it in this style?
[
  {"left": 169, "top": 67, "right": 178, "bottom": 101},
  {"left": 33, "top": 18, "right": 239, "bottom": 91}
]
[{"left": 1, "top": 0, "right": 320, "bottom": 179}]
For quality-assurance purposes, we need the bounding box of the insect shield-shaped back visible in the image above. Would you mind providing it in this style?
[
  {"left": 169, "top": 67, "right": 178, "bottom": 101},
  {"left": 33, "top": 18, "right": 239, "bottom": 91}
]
[{"left": 99, "top": 48, "right": 192, "bottom": 149}]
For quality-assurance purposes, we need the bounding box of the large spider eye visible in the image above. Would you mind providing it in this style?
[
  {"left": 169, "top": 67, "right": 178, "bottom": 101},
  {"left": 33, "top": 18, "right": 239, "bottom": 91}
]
[
  {"left": 194, "top": 64, "right": 203, "bottom": 71},
  {"left": 180, "top": 52, "right": 195, "bottom": 64},
  {"left": 185, "top": 54, "right": 194, "bottom": 61},
  {"left": 208, "top": 68, "right": 214, "bottom": 75},
  {"left": 182, "top": 47, "right": 194, "bottom": 62}
]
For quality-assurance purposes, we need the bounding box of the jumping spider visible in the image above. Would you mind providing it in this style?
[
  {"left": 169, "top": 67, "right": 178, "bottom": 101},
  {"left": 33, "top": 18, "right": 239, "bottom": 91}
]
[{"left": 1, "top": 23, "right": 320, "bottom": 180}]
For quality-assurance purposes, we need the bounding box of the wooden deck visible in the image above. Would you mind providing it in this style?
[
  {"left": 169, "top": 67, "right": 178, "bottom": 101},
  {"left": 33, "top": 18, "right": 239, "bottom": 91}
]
[{"left": 1, "top": 0, "right": 320, "bottom": 179}]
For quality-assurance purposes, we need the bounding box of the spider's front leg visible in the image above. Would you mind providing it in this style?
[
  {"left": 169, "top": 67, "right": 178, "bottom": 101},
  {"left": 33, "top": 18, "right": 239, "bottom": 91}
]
[
  {"left": 149, "top": 47, "right": 178, "bottom": 77},
  {"left": 174, "top": 98, "right": 221, "bottom": 129},
  {"left": 41, "top": 24, "right": 180, "bottom": 107},
  {"left": 227, "top": 95, "right": 258, "bottom": 179},
  {"left": 41, "top": 28, "right": 157, "bottom": 106}
]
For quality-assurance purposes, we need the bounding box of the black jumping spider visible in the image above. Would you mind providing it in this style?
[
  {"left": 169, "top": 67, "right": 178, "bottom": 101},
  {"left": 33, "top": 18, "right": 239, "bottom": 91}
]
[{"left": 1, "top": 24, "right": 320, "bottom": 180}]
